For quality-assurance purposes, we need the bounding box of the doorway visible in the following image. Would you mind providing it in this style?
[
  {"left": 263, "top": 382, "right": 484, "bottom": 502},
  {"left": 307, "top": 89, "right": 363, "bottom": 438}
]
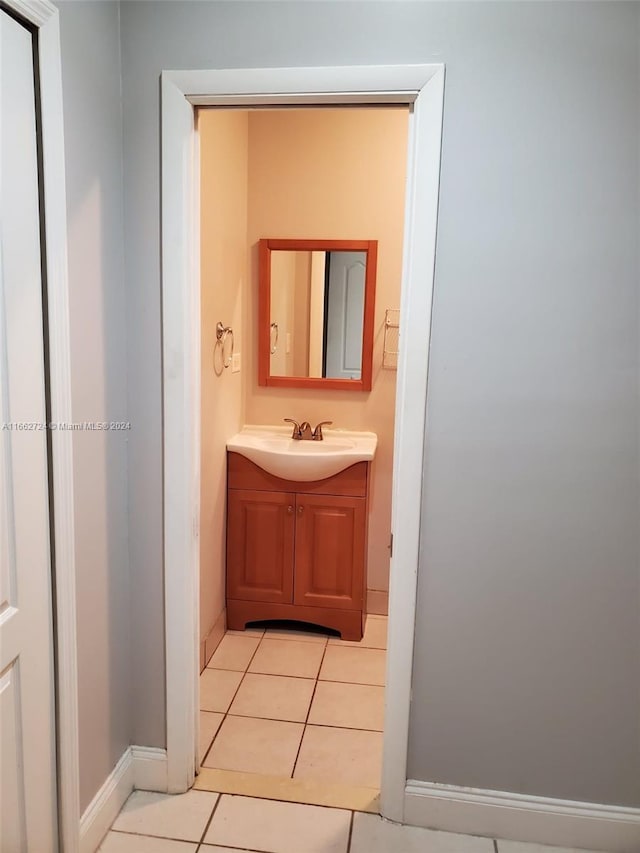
[
  {"left": 161, "top": 65, "right": 444, "bottom": 822},
  {"left": 196, "top": 104, "right": 408, "bottom": 805}
]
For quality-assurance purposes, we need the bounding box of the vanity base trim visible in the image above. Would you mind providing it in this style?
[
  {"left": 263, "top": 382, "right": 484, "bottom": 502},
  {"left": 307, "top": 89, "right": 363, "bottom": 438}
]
[{"left": 227, "top": 599, "right": 364, "bottom": 642}]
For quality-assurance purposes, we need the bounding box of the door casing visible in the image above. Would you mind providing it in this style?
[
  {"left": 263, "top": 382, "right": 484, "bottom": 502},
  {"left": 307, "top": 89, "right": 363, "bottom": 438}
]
[{"left": 160, "top": 64, "right": 445, "bottom": 822}]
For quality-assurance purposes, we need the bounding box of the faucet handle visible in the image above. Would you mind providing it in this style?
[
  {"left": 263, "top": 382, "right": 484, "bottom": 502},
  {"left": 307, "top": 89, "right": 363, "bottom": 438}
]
[
  {"left": 283, "top": 418, "right": 301, "bottom": 439},
  {"left": 312, "top": 421, "right": 333, "bottom": 440}
]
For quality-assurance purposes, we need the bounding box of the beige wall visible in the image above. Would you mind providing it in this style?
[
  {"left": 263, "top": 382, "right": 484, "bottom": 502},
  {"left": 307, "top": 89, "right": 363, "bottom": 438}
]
[
  {"left": 199, "top": 110, "right": 248, "bottom": 649},
  {"left": 246, "top": 108, "right": 409, "bottom": 592}
]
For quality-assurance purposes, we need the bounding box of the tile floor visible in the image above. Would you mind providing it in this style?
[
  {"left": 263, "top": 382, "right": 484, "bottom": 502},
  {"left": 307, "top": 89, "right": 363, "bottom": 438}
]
[
  {"left": 199, "top": 617, "right": 387, "bottom": 789},
  {"left": 100, "top": 616, "right": 598, "bottom": 853},
  {"left": 99, "top": 789, "right": 597, "bottom": 853},
  {"left": 99, "top": 616, "right": 604, "bottom": 853}
]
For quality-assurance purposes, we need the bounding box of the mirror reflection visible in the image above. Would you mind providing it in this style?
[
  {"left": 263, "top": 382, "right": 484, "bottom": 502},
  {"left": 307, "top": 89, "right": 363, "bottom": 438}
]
[
  {"left": 259, "top": 238, "right": 377, "bottom": 391},
  {"left": 269, "top": 250, "right": 367, "bottom": 380}
]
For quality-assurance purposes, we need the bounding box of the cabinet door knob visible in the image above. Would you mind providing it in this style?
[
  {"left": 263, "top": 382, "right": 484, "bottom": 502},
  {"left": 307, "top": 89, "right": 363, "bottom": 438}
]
[
  {"left": 298, "top": 505, "right": 304, "bottom": 514},
  {"left": 287, "top": 505, "right": 294, "bottom": 514}
]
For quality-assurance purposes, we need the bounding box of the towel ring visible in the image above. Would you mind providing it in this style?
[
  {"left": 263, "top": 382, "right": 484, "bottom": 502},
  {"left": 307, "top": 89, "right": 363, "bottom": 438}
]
[
  {"left": 216, "top": 321, "right": 234, "bottom": 369},
  {"left": 270, "top": 322, "right": 279, "bottom": 355}
]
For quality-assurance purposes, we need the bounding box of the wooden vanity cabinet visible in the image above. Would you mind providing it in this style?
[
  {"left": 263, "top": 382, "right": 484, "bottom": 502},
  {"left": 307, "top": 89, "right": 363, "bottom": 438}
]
[
  {"left": 226, "top": 490, "right": 295, "bottom": 604},
  {"left": 226, "top": 452, "right": 369, "bottom": 640}
]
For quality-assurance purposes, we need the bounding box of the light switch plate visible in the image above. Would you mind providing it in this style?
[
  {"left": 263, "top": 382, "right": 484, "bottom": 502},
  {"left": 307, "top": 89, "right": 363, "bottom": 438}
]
[{"left": 231, "top": 352, "right": 241, "bottom": 373}]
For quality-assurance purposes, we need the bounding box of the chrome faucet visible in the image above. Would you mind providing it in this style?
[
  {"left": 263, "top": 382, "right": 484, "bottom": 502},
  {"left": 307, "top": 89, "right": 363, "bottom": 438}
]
[
  {"left": 299, "top": 421, "right": 313, "bottom": 440},
  {"left": 284, "top": 419, "right": 332, "bottom": 440},
  {"left": 284, "top": 418, "right": 312, "bottom": 440}
]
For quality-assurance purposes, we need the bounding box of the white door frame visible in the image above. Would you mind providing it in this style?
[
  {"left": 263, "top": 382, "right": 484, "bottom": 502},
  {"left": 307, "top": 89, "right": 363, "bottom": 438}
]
[
  {"left": 161, "top": 64, "right": 445, "bottom": 820},
  {"left": 3, "top": 1, "right": 80, "bottom": 850}
]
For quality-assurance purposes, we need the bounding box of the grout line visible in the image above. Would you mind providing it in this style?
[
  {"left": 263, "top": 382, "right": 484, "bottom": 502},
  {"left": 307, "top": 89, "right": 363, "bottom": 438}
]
[
  {"left": 197, "top": 788, "right": 224, "bottom": 846},
  {"left": 290, "top": 636, "right": 330, "bottom": 779},
  {"left": 195, "top": 791, "right": 374, "bottom": 813},
  {"left": 221, "top": 669, "right": 320, "bottom": 682},
  {"left": 222, "top": 711, "right": 383, "bottom": 733},
  {"left": 200, "top": 638, "right": 264, "bottom": 765},
  {"left": 111, "top": 829, "right": 210, "bottom": 845},
  {"left": 197, "top": 842, "right": 275, "bottom": 853},
  {"left": 208, "top": 668, "right": 385, "bottom": 688},
  {"left": 318, "top": 677, "right": 385, "bottom": 688},
  {"left": 206, "top": 665, "right": 386, "bottom": 690},
  {"left": 346, "top": 810, "right": 355, "bottom": 852},
  {"left": 200, "top": 629, "right": 386, "bottom": 783}
]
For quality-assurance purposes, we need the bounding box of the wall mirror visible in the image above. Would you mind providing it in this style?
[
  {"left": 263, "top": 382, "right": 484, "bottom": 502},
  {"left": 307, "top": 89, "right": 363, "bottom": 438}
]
[{"left": 258, "top": 238, "right": 377, "bottom": 391}]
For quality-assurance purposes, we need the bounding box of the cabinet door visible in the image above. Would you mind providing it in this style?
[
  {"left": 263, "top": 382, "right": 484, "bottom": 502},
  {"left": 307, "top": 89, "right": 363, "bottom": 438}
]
[
  {"left": 293, "top": 495, "right": 365, "bottom": 610},
  {"left": 227, "top": 489, "right": 295, "bottom": 603}
]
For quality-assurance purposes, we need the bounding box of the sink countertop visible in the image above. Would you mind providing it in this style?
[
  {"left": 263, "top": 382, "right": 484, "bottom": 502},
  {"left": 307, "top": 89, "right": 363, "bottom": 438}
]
[{"left": 226, "top": 424, "right": 377, "bottom": 481}]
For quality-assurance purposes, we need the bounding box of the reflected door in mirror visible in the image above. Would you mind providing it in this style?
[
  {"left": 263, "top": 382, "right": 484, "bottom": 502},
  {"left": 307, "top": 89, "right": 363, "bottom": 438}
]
[
  {"left": 324, "top": 251, "right": 365, "bottom": 380},
  {"left": 269, "top": 250, "right": 366, "bottom": 380}
]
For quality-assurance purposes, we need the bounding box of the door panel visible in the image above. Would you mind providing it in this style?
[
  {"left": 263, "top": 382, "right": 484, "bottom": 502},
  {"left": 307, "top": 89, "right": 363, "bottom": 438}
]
[
  {"left": 227, "top": 489, "right": 295, "bottom": 603},
  {"left": 0, "top": 10, "right": 58, "bottom": 852},
  {"left": 324, "top": 251, "right": 366, "bottom": 380},
  {"left": 1, "top": 663, "right": 27, "bottom": 850},
  {"left": 293, "top": 495, "right": 365, "bottom": 610}
]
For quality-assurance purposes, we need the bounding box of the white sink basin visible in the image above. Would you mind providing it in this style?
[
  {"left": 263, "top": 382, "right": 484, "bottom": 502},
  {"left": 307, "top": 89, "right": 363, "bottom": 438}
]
[{"left": 227, "top": 425, "right": 377, "bottom": 481}]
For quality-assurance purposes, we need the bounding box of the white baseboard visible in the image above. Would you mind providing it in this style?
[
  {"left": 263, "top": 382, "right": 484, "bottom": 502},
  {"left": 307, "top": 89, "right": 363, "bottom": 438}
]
[
  {"left": 132, "top": 746, "right": 169, "bottom": 792},
  {"left": 80, "top": 747, "right": 169, "bottom": 853},
  {"left": 80, "top": 749, "right": 133, "bottom": 853},
  {"left": 403, "top": 780, "right": 640, "bottom": 853}
]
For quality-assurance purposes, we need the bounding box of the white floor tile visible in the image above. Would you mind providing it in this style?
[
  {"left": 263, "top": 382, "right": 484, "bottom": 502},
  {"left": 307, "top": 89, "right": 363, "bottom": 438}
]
[
  {"left": 294, "top": 726, "right": 383, "bottom": 788},
  {"left": 308, "top": 681, "right": 384, "bottom": 731},
  {"left": 329, "top": 616, "right": 387, "bottom": 649},
  {"left": 111, "top": 791, "right": 218, "bottom": 842},
  {"left": 207, "top": 634, "right": 261, "bottom": 671},
  {"left": 351, "top": 812, "right": 494, "bottom": 853},
  {"left": 99, "top": 832, "right": 197, "bottom": 852},
  {"left": 204, "top": 794, "right": 351, "bottom": 853},
  {"left": 199, "top": 711, "right": 224, "bottom": 761},
  {"left": 249, "top": 638, "right": 325, "bottom": 678},
  {"left": 202, "top": 847, "right": 254, "bottom": 853},
  {"left": 264, "top": 624, "right": 329, "bottom": 644},
  {"left": 199, "top": 668, "right": 243, "bottom": 712},
  {"left": 319, "top": 646, "right": 386, "bottom": 685},
  {"left": 229, "top": 672, "right": 315, "bottom": 722},
  {"left": 202, "top": 714, "right": 304, "bottom": 776}
]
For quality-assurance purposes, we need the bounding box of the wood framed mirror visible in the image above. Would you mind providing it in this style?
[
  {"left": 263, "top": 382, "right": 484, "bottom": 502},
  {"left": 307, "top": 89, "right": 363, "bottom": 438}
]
[{"left": 258, "top": 238, "right": 378, "bottom": 391}]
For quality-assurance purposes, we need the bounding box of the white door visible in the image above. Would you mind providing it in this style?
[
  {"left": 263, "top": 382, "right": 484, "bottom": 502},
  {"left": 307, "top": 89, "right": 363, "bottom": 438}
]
[
  {"left": 0, "top": 9, "right": 58, "bottom": 852},
  {"left": 324, "top": 251, "right": 366, "bottom": 380}
]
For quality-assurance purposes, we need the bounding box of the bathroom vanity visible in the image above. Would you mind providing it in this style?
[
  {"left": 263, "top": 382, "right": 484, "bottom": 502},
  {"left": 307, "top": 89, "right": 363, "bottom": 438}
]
[{"left": 225, "top": 426, "right": 377, "bottom": 640}]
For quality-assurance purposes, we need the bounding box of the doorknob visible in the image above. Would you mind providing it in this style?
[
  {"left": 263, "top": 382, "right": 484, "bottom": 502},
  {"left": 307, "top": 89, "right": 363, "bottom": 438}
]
[
  {"left": 287, "top": 505, "right": 294, "bottom": 514},
  {"left": 298, "top": 505, "right": 304, "bottom": 514}
]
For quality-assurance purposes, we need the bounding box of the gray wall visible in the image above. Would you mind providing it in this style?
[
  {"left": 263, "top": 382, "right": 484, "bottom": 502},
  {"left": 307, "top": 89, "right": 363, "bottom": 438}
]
[
  {"left": 63, "top": 0, "right": 639, "bottom": 807},
  {"left": 407, "top": 4, "right": 640, "bottom": 808},
  {"left": 57, "top": 1, "right": 131, "bottom": 812}
]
